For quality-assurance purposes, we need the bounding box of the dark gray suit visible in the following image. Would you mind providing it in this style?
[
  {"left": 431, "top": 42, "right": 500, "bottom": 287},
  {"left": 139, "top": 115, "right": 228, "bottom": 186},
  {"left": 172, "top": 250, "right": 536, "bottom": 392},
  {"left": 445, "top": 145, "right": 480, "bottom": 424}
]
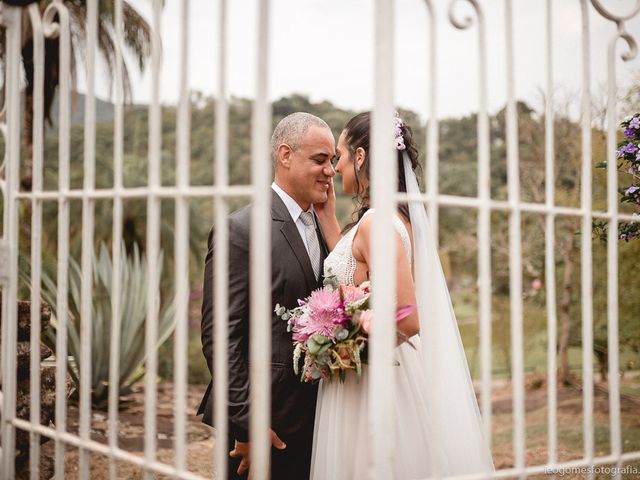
[{"left": 198, "top": 189, "right": 328, "bottom": 480}]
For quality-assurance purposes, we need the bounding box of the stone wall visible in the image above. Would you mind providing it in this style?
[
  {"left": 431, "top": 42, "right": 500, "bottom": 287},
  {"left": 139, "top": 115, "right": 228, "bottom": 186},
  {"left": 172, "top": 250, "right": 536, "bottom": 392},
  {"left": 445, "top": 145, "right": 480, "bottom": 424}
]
[{"left": 0, "top": 300, "right": 64, "bottom": 479}]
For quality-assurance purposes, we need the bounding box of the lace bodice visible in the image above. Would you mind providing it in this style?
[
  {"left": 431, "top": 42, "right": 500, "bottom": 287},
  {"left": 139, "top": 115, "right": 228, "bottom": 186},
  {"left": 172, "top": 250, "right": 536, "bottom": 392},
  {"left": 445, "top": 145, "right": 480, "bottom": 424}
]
[{"left": 323, "top": 209, "right": 412, "bottom": 285}]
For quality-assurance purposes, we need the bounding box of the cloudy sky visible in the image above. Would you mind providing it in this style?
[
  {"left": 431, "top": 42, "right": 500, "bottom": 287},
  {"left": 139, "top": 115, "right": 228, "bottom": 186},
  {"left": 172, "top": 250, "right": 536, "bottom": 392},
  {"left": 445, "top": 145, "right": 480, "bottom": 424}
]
[{"left": 92, "top": 0, "right": 640, "bottom": 121}]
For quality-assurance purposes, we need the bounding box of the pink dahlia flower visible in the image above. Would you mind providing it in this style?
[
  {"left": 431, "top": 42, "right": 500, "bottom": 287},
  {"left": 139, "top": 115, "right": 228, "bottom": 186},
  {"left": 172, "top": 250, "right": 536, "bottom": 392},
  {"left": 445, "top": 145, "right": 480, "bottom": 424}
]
[
  {"left": 307, "top": 286, "right": 341, "bottom": 312},
  {"left": 296, "top": 287, "right": 342, "bottom": 340}
]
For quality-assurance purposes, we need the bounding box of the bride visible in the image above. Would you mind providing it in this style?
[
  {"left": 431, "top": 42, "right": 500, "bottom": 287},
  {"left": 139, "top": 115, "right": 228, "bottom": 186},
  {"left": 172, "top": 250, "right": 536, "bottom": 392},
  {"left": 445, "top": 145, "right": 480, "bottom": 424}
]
[{"left": 312, "top": 112, "right": 494, "bottom": 479}]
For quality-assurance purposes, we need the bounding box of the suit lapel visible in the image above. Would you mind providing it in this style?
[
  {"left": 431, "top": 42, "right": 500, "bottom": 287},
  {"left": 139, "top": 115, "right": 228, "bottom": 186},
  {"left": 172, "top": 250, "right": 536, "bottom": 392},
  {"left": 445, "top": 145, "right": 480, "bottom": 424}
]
[{"left": 271, "top": 190, "right": 317, "bottom": 291}]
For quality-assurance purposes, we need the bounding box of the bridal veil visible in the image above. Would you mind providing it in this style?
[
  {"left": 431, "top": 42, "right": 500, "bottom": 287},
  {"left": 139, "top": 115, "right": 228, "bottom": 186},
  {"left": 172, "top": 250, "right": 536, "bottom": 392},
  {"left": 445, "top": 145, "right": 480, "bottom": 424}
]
[{"left": 403, "top": 153, "right": 495, "bottom": 475}]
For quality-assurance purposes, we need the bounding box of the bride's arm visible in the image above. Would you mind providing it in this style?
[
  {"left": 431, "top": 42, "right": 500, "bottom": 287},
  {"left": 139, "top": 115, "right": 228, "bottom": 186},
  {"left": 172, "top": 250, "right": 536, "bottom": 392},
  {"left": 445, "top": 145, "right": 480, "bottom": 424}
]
[
  {"left": 353, "top": 216, "right": 420, "bottom": 338},
  {"left": 314, "top": 178, "right": 341, "bottom": 251}
]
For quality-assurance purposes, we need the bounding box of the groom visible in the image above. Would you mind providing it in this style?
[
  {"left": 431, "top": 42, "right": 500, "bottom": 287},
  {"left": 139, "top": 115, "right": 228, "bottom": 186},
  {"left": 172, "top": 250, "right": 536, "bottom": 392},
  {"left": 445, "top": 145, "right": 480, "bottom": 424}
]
[{"left": 198, "top": 112, "right": 336, "bottom": 479}]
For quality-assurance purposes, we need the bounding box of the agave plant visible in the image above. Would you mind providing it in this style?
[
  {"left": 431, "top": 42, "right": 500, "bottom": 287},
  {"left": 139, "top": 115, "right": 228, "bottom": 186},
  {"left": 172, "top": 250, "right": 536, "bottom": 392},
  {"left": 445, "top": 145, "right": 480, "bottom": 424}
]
[{"left": 31, "top": 242, "right": 175, "bottom": 409}]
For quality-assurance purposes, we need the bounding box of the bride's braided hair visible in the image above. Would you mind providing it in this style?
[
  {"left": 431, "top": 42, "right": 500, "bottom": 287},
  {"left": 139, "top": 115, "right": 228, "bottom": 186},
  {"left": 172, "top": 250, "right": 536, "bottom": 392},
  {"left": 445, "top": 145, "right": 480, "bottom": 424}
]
[{"left": 342, "top": 111, "right": 421, "bottom": 233}]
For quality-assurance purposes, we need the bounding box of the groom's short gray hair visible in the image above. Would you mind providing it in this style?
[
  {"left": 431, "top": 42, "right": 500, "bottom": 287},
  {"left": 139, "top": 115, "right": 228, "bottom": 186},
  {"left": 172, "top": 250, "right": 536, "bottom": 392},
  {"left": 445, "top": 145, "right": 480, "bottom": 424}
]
[{"left": 271, "top": 112, "right": 331, "bottom": 163}]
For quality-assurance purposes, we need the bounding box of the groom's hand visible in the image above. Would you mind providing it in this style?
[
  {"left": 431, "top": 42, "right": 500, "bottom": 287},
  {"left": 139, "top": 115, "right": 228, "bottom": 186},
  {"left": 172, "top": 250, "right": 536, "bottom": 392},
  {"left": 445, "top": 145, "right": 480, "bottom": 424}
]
[
  {"left": 270, "top": 429, "right": 287, "bottom": 450},
  {"left": 229, "top": 429, "right": 287, "bottom": 476},
  {"left": 229, "top": 439, "right": 250, "bottom": 476}
]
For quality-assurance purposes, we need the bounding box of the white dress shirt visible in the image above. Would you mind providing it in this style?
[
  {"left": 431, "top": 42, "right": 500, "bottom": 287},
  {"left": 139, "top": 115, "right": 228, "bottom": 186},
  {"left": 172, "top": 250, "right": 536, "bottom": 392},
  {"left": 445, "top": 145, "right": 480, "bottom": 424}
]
[{"left": 271, "top": 182, "right": 317, "bottom": 254}]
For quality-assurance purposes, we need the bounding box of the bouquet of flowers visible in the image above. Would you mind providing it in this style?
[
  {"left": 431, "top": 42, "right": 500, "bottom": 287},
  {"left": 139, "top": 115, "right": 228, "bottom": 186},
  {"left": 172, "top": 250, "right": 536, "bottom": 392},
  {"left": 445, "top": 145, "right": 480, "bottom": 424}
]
[{"left": 274, "top": 275, "right": 415, "bottom": 384}]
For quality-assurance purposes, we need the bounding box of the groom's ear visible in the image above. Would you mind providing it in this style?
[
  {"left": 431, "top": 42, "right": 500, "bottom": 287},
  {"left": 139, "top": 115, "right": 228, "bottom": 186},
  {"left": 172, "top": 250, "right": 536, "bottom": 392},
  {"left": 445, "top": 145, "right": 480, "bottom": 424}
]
[{"left": 278, "top": 143, "right": 293, "bottom": 169}]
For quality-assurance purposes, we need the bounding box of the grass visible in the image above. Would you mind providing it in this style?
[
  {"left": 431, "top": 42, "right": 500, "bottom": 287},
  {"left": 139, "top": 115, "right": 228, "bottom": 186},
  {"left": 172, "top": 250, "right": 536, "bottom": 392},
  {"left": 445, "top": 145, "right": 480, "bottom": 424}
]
[
  {"left": 490, "top": 372, "right": 640, "bottom": 475},
  {"left": 458, "top": 318, "right": 640, "bottom": 380}
]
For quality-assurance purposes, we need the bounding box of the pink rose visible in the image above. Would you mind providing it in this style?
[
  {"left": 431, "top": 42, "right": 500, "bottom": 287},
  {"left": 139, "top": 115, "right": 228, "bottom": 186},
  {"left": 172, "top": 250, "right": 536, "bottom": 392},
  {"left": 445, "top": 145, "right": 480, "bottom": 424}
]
[
  {"left": 358, "top": 309, "right": 373, "bottom": 334},
  {"left": 339, "top": 284, "right": 368, "bottom": 304}
]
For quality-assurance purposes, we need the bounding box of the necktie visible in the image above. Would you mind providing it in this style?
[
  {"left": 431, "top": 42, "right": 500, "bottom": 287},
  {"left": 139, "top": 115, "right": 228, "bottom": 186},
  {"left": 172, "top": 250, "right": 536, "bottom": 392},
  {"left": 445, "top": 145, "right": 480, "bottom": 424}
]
[{"left": 299, "top": 211, "right": 321, "bottom": 280}]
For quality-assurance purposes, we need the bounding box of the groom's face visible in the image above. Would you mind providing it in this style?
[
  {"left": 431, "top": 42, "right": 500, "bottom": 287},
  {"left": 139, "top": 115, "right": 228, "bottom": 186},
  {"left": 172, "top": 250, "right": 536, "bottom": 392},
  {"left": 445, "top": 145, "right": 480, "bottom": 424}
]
[{"left": 280, "top": 125, "right": 336, "bottom": 210}]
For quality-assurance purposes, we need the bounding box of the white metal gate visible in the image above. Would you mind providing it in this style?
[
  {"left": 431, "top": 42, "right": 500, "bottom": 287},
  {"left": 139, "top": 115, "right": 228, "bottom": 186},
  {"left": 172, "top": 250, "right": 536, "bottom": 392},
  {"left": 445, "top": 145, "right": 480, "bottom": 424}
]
[{"left": 1, "top": 0, "right": 639, "bottom": 479}]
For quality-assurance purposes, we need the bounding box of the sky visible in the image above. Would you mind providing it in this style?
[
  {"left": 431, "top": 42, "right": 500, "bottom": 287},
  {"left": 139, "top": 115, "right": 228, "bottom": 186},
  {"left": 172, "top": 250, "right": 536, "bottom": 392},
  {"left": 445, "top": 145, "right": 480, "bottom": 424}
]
[{"left": 89, "top": 0, "right": 640, "bottom": 121}]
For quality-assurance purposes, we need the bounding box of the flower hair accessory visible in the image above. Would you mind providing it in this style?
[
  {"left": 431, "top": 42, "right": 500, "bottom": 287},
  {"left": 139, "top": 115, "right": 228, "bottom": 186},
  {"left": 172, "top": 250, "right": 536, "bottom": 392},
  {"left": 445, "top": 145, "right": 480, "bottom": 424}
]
[{"left": 394, "top": 112, "right": 406, "bottom": 151}]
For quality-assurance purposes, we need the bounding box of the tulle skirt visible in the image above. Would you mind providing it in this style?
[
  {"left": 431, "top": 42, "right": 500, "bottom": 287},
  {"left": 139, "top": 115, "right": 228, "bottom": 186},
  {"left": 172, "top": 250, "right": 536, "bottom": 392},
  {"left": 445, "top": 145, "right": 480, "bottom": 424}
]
[{"left": 310, "top": 336, "right": 449, "bottom": 480}]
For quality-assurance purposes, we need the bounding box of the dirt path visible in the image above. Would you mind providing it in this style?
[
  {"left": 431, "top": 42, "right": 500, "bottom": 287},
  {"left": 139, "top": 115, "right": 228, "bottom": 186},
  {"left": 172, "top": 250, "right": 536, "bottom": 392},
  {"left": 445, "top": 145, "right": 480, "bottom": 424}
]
[
  {"left": 39, "top": 375, "right": 640, "bottom": 479},
  {"left": 41, "top": 383, "right": 215, "bottom": 479}
]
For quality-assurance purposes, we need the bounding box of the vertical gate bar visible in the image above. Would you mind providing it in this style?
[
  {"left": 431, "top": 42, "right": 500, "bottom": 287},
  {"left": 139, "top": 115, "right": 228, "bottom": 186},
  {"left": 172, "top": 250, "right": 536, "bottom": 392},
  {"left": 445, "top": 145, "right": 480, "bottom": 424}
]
[
  {"left": 144, "top": 0, "right": 163, "bottom": 477},
  {"left": 424, "top": 0, "right": 439, "bottom": 242},
  {"left": 213, "top": 0, "right": 230, "bottom": 477},
  {"left": 28, "top": 4, "right": 45, "bottom": 479},
  {"left": 51, "top": 2, "right": 72, "bottom": 477},
  {"left": 1, "top": 2, "right": 635, "bottom": 478},
  {"left": 545, "top": 0, "right": 558, "bottom": 470},
  {"left": 371, "top": 1, "right": 396, "bottom": 479},
  {"left": 174, "top": 0, "right": 191, "bottom": 473},
  {"left": 108, "top": 0, "right": 126, "bottom": 477},
  {"left": 473, "top": 1, "right": 493, "bottom": 450},
  {"left": 579, "top": 2, "right": 595, "bottom": 478},
  {"left": 79, "top": 0, "right": 98, "bottom": 477},
  {"left": 213, "top": 193, "right": 229, "bottom": 479},
  {"left": 0, "top": 6, "right": 22, "bottom": 480},
  {"left": 604, "top": 25, "right": 622, "bottom": 477},
  {"left": 250, "top": 0, "right": 272, "bottom": 477},
  {"left": 504, "top": 0, "right": 525, "bottom": 474}
]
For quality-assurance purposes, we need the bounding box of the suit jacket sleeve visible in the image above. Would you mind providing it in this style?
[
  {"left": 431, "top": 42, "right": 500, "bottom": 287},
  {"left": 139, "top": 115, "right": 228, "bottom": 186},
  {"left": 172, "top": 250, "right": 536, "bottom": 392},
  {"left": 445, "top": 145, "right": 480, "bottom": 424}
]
[{"left": 201, "top": 217, "right": 251, "bottom": 442}]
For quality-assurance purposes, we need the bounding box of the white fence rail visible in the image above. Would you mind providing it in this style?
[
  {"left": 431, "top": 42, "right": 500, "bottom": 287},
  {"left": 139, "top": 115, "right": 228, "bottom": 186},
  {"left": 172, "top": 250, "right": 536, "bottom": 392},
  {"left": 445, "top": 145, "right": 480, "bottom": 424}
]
[{"left": 0, "top": 0, "right": 639, "bottom": 479}]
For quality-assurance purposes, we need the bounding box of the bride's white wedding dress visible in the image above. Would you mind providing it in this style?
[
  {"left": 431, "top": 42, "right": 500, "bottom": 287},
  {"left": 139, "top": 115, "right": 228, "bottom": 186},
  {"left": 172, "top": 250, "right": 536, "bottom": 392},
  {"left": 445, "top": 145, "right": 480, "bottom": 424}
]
[
  {"left": 310, "top": 203, "right": 494, "bottom": 479},
  {"left": 310, "top": 210, "right": 445, "bottom": 480},
  {"left": 311, "top": 155, "right": 494, "bottom": 479}
]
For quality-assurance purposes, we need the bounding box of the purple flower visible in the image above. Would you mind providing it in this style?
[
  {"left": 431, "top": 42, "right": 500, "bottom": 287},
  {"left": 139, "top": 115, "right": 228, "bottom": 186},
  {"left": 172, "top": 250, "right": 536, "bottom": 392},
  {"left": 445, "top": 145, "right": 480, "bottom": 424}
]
[
  {"left": 625, "top": 127, "right": 636, "bottom": 139},
  {"left": 630, "top": 117, "right": 640, "bottom": 129},
  {"left": 620, "top": 232, "right": 635, "bottom": 242},
  {"left": 624, "top": 143, "right": 639, "bottom": 154},
  {"left": 625, "top": 185, "right": 640, "bottom": 196},
  {"left": 617, "top": 149, "right": 626, "bottom": 158}
]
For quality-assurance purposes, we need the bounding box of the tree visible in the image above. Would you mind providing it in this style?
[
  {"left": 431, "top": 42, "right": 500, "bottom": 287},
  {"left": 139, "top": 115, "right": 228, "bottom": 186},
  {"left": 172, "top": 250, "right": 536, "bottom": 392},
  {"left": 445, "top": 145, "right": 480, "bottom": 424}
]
[{"left": 10, "top": 0, "right": 152, "bottom": 190}]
